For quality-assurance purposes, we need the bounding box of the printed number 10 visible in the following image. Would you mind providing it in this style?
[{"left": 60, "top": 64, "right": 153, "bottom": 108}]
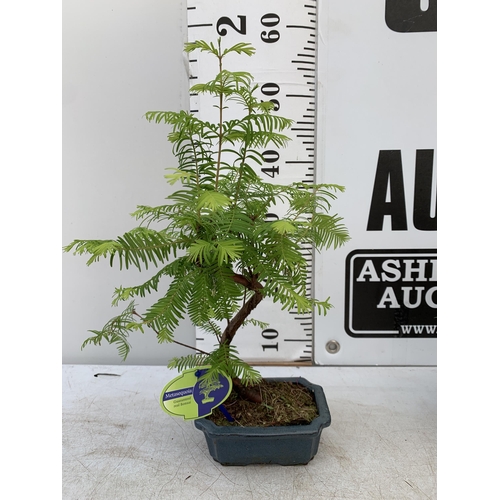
[{"left": 262, "top": 328, "right": 279, "bottom": 352}]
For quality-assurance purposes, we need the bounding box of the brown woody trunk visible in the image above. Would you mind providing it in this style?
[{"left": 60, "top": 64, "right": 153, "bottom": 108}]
[
  {"left": 221, "top": 274, "right": 264, "bottom": 403},
  {"left": 219, "top": 287, "right": 263, "bottom": 346}
]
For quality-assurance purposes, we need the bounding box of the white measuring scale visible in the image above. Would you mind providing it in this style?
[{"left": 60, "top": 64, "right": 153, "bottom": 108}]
[{"left": 188, "top": 0, "right": 319, "bottom": 363}]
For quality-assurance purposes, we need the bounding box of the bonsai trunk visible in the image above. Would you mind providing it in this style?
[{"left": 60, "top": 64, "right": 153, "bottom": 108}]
[
  {"left": 221, "top": 274, "right": 264, "bottom": 403},
  {"left": 220, "top": 274, "right": 264, "bottom": 345}
]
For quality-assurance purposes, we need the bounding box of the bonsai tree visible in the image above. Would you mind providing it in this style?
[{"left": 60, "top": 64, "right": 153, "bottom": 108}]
[{"left": 64, "top": 39, "right": 349, "bottom": 395}]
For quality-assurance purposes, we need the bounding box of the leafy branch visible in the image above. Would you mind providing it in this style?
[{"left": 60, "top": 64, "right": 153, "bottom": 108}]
[{"left": 64, "top": 39, "right": 349, "bottom": 387}]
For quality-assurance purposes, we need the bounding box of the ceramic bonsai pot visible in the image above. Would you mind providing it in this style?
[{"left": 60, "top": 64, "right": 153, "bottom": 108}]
[{"left": 194, "top": 377, "right": 331, "bottom": 466}]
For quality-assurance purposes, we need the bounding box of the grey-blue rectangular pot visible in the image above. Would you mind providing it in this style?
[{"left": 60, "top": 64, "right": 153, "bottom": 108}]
[{"left": 194, "top": 377, "right": 331, "bottom": 466}]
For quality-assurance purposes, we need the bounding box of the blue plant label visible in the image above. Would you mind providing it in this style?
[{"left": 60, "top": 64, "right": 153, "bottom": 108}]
[{"left": 160, "top": 367, "right": 233, "bottom": 420}]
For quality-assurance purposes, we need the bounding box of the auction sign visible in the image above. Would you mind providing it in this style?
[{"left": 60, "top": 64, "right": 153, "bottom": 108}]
[{"left": 314, "top": 0, "right": 437, "bottom": 365}]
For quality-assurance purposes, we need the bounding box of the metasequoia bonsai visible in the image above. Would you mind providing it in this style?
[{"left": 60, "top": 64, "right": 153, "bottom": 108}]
[{"left": 64, "top": 40, "right": 349, "bottom": 395}]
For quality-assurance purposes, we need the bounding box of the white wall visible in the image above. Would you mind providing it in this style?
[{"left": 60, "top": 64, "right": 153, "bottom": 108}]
[{"left": 62, "top": 0, "right": 196, "bottom": 364}]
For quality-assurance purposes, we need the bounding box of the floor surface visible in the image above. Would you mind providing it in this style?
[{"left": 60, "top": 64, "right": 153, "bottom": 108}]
[{"left": 62, "top": 365, "right": 436, "bottom": 499}]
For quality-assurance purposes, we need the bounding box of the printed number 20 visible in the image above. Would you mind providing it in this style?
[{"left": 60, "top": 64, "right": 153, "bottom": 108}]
[{"left": 216, "top": 16, "right": 247, "bottom": 36}]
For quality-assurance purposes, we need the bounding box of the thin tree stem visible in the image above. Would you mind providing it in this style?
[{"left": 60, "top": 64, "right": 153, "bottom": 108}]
[{"left": 215, "top": 41, "right": 224, "bottom": 191}]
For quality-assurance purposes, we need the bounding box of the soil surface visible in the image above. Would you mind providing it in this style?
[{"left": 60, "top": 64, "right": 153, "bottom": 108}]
[{"left": 207, "top": 380, "right": 318, "bottom": 427}]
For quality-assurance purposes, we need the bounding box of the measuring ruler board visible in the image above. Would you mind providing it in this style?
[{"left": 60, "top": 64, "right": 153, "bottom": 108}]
[{"left": 187, "top": 0, "right": 319, "bottom": 363}]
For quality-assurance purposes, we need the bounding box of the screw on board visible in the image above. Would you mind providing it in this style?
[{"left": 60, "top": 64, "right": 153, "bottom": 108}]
[{"left": 325, "top": 340, "right": 340, "bottom": 354}]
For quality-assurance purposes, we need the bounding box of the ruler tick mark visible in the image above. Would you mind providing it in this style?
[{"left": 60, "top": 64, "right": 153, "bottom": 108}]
[
  {"left": 190, "top": 1, "right": 318, "bottom": 363},
  {"left": 286, "top": 25, "right": 315, "bottom": 30}
]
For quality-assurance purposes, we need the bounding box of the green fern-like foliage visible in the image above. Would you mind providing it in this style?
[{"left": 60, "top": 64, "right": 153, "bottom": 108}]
[
  {"left": 80, "top": 301, "right": 140, "bottom": 360},
  {"left": 64, "top": 39, "right": 349, "bottom": 384},
  {"left": 167, "top": 344, "right": 261, "bottom": 387}
]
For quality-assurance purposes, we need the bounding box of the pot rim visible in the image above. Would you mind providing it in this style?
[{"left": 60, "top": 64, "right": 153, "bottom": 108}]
[{"left": 194, "top": 376, "right": 331, "bottom": 436}]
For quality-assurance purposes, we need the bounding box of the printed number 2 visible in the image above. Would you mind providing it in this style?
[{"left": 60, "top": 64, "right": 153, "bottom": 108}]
[{"left": 217, "top": 16, "right": 247, "bottom": 36}]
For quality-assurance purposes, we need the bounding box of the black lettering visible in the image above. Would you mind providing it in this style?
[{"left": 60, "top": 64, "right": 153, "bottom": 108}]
[
  {"left": 367, "top": 150, "right": 408, "bottom": 231},
  {"left": 385, "top": 0, "right": 437, "bottom": 33},
  {"left": 216, "top": 16, "right": 247, "bottom": 36},
  {"left": 261, "top": 13, "right": 280, "bottom": 27},
  {"left": 261, "top": 83, "right": 280, "bottom": 96},
  {"left": 262, "top": 150, "right": 280, "bottom": 163},
  {"left": 261, "top": 165, "right": 279, "bottom": 178},
  {"left": 261, "top": 30, "right": 280, "bottom": 43},
  {"left": 262, "top": 328, "right": 279, "bottom": 339},
  {"left": 413, "top": 149, "right": 437, "bottom": 231},
  {"left": 265, "top": 213, "right": 279, "bottom": 222},
  {"left": 262, "top": 343, "right": 278, "bottom": 351}
]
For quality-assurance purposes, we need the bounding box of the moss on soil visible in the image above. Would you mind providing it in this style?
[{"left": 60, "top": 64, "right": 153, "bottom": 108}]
[{"left": 207, "top": 380, "right": 318, "bottom": 427}]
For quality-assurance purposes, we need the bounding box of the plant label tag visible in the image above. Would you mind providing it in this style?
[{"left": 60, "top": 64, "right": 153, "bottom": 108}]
[{"left": 160, "top": 367, "right": 232, "bottom": 420}]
